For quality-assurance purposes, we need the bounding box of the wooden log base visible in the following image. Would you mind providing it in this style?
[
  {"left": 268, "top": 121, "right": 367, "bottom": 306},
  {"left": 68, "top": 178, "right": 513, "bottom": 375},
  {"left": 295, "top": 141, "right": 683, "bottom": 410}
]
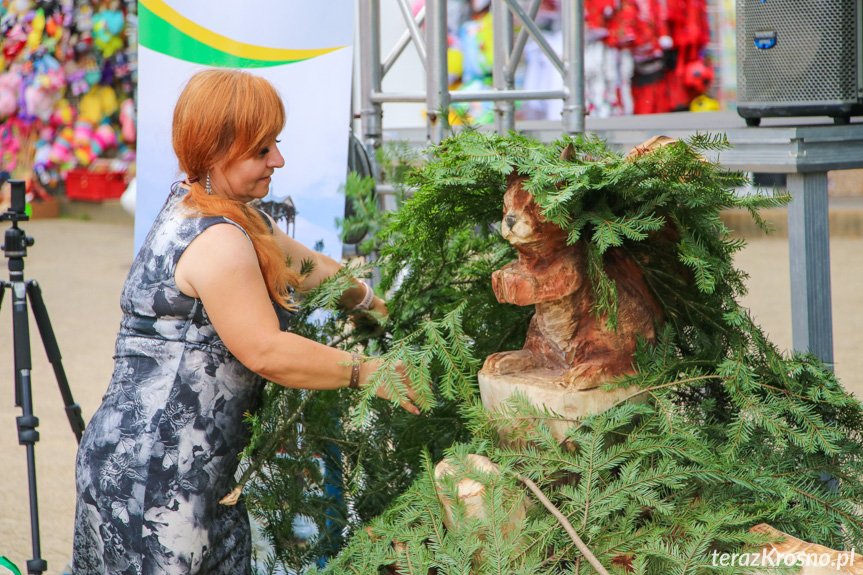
[{"left": 478, "top": 370, "right": 641, "bottom": 443}]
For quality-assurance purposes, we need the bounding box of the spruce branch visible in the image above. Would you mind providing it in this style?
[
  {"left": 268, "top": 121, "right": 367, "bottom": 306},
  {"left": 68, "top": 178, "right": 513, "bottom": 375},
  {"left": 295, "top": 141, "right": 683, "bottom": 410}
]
[
  {"left": 515, "top": 473, "right": 611, "bottom": 575},
  {"left": 221, "top": 390, "right": 317, "bottom": 506}
]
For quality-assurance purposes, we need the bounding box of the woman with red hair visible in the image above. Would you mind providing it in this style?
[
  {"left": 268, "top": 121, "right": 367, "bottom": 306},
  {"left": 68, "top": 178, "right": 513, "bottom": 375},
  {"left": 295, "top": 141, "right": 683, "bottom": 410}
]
[{"left": 72, "top": 69, "right": 418, "bottom": 574}]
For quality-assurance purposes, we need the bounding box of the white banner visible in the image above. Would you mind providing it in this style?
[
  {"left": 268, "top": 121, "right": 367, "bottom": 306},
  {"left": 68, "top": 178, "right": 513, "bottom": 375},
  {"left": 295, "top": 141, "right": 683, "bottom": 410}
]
[{"left": 136, "top": 0, "right": 355, "bottom": 259}]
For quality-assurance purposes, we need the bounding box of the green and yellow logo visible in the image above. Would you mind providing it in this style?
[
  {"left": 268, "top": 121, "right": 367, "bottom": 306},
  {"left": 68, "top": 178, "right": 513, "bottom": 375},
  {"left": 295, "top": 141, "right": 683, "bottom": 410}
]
[{"left": 139, "top": 0, "right": 347, "bottom": 68}]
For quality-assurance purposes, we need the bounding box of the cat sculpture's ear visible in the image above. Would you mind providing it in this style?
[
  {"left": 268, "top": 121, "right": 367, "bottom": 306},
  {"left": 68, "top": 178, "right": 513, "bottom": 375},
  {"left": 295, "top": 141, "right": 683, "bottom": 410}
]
[
  {"left": 625, "top": 135, "right": 677, "bottom": 160},
  {"left": 505, "top": 170, "right": 522, "bottom": 189}
]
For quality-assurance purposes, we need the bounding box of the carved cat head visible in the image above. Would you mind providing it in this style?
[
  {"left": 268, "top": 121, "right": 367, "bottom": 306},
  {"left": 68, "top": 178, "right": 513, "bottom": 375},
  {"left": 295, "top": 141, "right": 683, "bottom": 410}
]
[
  {"left": 500, "top": 174, "right": 568, "bottom": 252},
  {"left": 500, "top": 138, "right": 679, "bottom": 252}
]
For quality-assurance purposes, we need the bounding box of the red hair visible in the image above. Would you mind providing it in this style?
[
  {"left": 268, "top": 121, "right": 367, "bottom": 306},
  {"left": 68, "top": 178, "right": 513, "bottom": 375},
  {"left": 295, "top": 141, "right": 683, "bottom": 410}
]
[{"left": 172, "top": 69, "right": 299, "bottom": 310}]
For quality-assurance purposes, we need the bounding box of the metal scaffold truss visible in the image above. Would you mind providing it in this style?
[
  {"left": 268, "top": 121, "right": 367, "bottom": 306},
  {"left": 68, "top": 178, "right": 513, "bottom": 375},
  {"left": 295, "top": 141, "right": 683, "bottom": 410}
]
[{"left": 357, "top": 0, "right": 586, "bottom": 151}]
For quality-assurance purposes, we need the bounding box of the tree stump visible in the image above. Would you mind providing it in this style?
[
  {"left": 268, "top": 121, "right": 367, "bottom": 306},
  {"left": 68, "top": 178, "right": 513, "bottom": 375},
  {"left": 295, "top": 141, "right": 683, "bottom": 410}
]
[
  {"left": 478, "top": 372, "right": 642, "bottom": 442},
  {"left": 434, "top": 454, "right": 527, "bottom": 537}
]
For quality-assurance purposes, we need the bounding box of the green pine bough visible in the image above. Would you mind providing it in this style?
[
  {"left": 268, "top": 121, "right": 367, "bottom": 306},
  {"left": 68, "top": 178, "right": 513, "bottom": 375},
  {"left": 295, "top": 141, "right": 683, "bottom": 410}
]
[{"left": 244, "top": 132, "right": 863, "bottom": 574}]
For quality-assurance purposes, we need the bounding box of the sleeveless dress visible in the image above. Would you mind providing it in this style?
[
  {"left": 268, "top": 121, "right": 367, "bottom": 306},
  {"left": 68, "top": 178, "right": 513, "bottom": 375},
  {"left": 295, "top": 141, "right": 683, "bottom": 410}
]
[{"left": 73, "top": 186, "right": 292, "bottom": 575}]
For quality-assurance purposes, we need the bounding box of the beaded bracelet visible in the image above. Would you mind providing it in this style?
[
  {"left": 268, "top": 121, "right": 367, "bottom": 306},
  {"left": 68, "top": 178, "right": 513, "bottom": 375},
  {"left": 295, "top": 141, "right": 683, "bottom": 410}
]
[
  {"left": 354, "top": 280, "right": 375, "bottom": 311},
  {"left": 349, "top": 353, "right": 362, "bottom": 389}
]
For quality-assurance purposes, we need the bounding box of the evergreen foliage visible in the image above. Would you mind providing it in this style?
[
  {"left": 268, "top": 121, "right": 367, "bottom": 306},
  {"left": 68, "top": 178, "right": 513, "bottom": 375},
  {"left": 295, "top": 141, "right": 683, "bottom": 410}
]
[
  {"left": 243, "top": 160, "right": 485, "bottom": 570},
  {"left": 247, "top": 132, "right": 863, "bottom": 574},
  {"left": 240, "top": 262, "right": 475, "bottom": 570}
]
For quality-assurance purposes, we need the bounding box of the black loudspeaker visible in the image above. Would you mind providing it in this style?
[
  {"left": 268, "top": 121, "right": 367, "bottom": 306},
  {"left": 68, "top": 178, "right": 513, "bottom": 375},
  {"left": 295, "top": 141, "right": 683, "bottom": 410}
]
[{"left": 736, "top": 0, "right": 863, "bottom": 126}]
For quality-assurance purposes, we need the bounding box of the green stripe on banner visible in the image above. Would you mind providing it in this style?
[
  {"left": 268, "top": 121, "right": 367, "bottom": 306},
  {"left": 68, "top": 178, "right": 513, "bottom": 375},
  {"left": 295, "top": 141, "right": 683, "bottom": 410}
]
[
  {"left": 138, "top": 2, "right": 301, "bottom": 68},
  {"left": 0, "top": 557, "right": 21, "bottom": 575}
]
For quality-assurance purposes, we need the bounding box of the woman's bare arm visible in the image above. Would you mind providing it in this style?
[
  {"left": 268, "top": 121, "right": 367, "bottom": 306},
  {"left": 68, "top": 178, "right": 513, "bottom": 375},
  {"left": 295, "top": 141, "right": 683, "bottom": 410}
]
[
  {"left": 262, "top": 213, "right": 387, "bottom": 316},
  {"left": 174, "top": 223, "right": 417, "bottom": 411}
]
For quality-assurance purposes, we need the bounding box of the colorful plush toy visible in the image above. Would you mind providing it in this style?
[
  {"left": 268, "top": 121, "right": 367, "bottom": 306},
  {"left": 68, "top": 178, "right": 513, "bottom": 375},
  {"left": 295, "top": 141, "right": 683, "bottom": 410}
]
[
  {"left": 68, "top": 85, "right": 121, "bottom": 166},
  {"left": 33, "top": 51, "right": 61, "bottom": 78},
  {"left": 26, "top": 8, "right": 45, "bottom": 52},
  {"left": 72, "top": 119, "right": 95, "bottom": 165},
  {"left": 49, "top": 126, "right": 75, "bottom": 167},
  {"left": 75, "top": 4, "right": 93, "bottom": 32},
  {"left": 83, "top": 57, "right": 102, "bottom": 87},
  {"left": 93, "top": 123, "right": 117, "bottom": 153},
  {"left": 0, "top": 70, "right": 22, "bottom": 119},
  {"left": 683, "top": 59, "right": 714, "bottom": 94},
  {"left": 66, "top": 70, "right": 89, "bottom": 97},
  {"left": 119, "top": 148, "right": 136, "bottom": 163},
  {"left": 78, "top": 90, "right": 100, "bottom": 124},
  {"left": 0, "top": 122, "right": 21, "bottom": 172},
  {"left": 689, "top": 94, "right": 720, "bottom": 112},
  {"left": 72, "top": 120, "right": 119, "bottom": 166},
  {"left": 447, "top": 44, "right": 463, "bottom": 87},
  {"left": 33, "top": 133, "right": 54, "bottom": 184},
  {"left": 7, "top": 0, "right": 35, "bottom": 16},
  {"left": 51, "top": 98, "right": 76, "bottom": 127},
  {"left": 44, "top": 11, "right": 60, "bottom": 40},
  {"left": 78, "top": 85, "right": 118, "bottom": 124},
  {"left": 92, "top": 5, "right": 125, "bottom": 58},
  {"left": 23, "top": 82, "right": 57, "bottom": 121},
  {"left": 38, "top": 10, "right": 65, "bottom": 56},
  {"left": 119, "top": 98, "right": 135, "bottom": 144},
  {"left": 100, "top": 85, "right": 119, "bottom": 117},
  {"left": 3, "top": 22, "right": 27, "bottom": 61}
]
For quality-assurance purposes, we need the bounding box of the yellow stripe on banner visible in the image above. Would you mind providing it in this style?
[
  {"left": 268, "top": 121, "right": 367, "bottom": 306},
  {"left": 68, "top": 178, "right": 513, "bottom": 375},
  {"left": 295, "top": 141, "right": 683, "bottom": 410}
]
[{"left": 139, "top": 0, "right": 346, "bottom": 62}]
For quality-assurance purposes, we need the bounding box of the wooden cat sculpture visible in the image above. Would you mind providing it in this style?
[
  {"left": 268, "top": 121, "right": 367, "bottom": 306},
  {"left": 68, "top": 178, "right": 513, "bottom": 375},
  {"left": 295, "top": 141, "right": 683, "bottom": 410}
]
[{"left": 478, "top": 139, "right": 670, "bottom": 440}]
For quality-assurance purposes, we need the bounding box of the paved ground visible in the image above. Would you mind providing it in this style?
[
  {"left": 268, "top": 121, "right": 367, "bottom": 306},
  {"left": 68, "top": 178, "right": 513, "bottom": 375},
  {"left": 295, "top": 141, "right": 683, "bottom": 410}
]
[
  {"left": 0, "top": 218, "right": 860, "bottom": 574},
  {"left": 0, "top": 219, "right": 131, "bottom": 574}
]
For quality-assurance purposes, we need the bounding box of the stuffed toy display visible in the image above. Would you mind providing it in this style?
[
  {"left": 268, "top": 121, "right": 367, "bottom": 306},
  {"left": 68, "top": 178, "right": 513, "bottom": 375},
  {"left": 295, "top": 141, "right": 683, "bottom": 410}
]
[
  {"left": 0, "top": 0, "right": 137, "bottom": 192},
  {"left": 450, "top": 0, "right": 496, "bottom": 124},
  {"left": 581, "top": 0, "right": 713, "bottom": 116},
  {"left": 519, "top": 0, "right": 714, "bottom": 119}
]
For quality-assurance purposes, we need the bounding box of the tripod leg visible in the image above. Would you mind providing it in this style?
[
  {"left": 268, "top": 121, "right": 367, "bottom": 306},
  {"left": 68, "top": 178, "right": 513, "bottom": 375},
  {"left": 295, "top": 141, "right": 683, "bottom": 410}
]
[
  {"left": 12, "top": 282, "right": 29, "bottom": 406},
  {"left": 19, "top": 371, "right": 48, "bottom": 575},
  {"left": 26, "top": 281, "right": 85, "bottom": 443},
  {"left": 0, "top": 283, "right": 12, "bottom": 406},
  {"left": 10, "top": 280, "right": 48, "bottom": 575}
]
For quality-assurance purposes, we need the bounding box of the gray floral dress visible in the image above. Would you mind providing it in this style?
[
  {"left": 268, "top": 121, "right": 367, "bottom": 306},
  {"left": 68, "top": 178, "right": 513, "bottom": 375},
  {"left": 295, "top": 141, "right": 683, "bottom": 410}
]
[{"left": 73, "top": 186, "right": 292, "bottom": 574}]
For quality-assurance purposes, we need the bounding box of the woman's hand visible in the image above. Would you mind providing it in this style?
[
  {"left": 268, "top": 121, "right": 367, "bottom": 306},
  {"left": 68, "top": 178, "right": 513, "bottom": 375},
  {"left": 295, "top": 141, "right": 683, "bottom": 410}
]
[
  {"left": 368, "top": 296, "right": 388, "bottom": 320},
  {"left": 350, "top": 296, "right": 389, "bottom": 337},
  {"left": 358, "top": 358, "right": 420, "bottom": 415}
]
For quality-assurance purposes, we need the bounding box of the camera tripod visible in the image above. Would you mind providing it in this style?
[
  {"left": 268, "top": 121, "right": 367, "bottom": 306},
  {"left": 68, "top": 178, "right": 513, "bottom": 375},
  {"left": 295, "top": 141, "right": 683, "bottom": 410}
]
[{"left": 1, "top": 177, "right": 86, "bottom": 575}]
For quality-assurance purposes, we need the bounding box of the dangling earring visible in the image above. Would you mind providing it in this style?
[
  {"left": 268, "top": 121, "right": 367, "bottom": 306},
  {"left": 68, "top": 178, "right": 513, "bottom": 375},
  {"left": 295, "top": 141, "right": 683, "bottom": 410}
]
[{"left": 206, "top": 171, "right": 212, "bottom": 195}]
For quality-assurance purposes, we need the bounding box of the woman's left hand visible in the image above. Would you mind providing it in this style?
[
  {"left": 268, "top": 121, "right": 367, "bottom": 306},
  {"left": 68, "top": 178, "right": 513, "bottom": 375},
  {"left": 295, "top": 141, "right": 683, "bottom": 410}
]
[
  {"left": 360, "top": 358, "right": 420, "bottom": 415},
  {"left": 350, "top": 296, "right": 389, "bottom": 337}
]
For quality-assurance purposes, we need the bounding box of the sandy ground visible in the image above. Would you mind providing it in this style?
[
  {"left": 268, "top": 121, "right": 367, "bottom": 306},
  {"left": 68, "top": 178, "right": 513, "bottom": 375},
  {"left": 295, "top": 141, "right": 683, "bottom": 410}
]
[{"left": 0, "top": 218, "right": 860, "bottom": 574}]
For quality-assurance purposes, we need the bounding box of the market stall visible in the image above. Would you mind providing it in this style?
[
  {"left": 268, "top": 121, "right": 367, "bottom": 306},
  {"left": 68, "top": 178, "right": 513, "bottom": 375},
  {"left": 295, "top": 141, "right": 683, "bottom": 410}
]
[{"left": 0, "top": 0, "right": 137, "bottom": 212}]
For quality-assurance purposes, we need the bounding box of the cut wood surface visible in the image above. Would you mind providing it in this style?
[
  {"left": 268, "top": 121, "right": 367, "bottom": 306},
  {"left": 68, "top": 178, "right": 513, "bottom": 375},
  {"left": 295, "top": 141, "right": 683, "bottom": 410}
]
[
  {"left": 434, "top": 454, "right": 527, "bottom": 537},
  {"left": 478, "top": 370, "right": 641, "bottom": 441},
  {"left": 749, "top": 524, "right": 863, "bottom": 575}
]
